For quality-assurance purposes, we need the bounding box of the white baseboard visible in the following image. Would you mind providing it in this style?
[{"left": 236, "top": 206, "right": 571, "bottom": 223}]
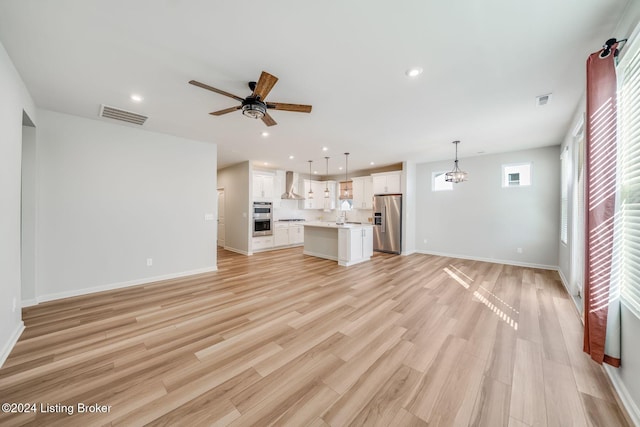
[
  {"left": 0, "top": 322, "right": 24, "bottom": 368},
  {"left": 21, "top": 298, "right": 38, "bottom": 308},
  {"left": 401, "top": 249, "right": 417, "bottom": 256},
  {"left": 415, "top": 250, "right": 558, "bottom": 271},
  {"left": 604, "top": 364, "right": 640, "bottom": 427},
  {"left": 223, "top": 246, "right": 251, "bottom": 256},
  {"left": 36, "top": 266, "right": 218, "bottom": 304},
  {"left": 557, "top": 268, "right": 570, "bottom": 293}
]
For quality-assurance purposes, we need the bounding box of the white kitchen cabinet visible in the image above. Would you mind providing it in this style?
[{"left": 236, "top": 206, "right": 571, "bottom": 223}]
[
  {"left": 352, "top": 176, "right": 373, "bottom": 209},
  {"left": 300, "top": 180, "right": 327, "bottom": 209},
  {"left": 371, "top": 171, "right": 401, "bottom": 195},
  {"left": 338, "top": 225, "right": 374, "bottom": 266},
  {"left": 253, "top": 172, "right": 275, "bottom": 200},
  {"left": 252, "top": 235, "right": 274, "bottom": 251},
  {"left": 289, "top": 224, "right": 304, "bottom": 244},
  {"left": 273, "top": 222, "right": 304, "bottom": 247},
  {"left": 362, "top": 226, "right": 373, "bottom": 258},
  {"left": 274, "top": 223, "right": 290, "bottom": 247}
]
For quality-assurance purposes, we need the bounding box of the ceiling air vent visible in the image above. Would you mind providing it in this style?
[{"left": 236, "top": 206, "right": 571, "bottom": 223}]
[
  {"left": 535, "top": 93, "right": 552, "bottom": 107},
  {"left": 99, "top": 104, "right": 148, "bottom": 125}
]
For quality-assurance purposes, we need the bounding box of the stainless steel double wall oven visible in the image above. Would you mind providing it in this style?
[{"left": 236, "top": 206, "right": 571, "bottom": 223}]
[{"left": 252, "top": 202, "right": 273, "bottom": 236}]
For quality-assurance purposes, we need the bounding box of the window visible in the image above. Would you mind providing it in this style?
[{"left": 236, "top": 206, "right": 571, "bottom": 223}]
[
  {"left": 560, "top": 147, "right": 569, "bottom": 244},
  {"left": 432, "top": 171, "right": 453, "bottom": 191},
  {"left": 617, "top": 34, "right": 640, "bottom": 318},
  {"left": 502, "top": 163, "right": 532, "bottom": 187}
]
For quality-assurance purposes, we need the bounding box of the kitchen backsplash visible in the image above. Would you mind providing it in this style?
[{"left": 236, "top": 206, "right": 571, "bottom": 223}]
[{"left": 273, "top": 199, "right": 372, "bottom": 223}]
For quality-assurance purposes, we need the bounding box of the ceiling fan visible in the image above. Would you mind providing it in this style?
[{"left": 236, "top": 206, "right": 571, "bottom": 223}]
[{"left": 189, "top": 71, "right": 312, "bottom": 127}]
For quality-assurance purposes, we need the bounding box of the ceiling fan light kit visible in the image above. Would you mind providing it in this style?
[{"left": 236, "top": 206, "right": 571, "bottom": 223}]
[
  {"left": 445, "top": 140, "right": 468, "bottom": 183},
  {"left": 241, "top": 98, "right": 267, "bottom": 119},
  {"left": 189, "top": 71, "right": 312, "bottom": 127}
]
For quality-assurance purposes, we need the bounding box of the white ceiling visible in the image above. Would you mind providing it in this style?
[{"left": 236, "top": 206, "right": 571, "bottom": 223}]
[{"left": 0, "top": 0, "right": 630, "bottom": 175}]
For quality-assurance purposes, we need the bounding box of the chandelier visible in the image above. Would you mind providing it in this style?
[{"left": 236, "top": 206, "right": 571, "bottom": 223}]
[{"left": 445, "top": 140, "right": 468, "bottom": 183}]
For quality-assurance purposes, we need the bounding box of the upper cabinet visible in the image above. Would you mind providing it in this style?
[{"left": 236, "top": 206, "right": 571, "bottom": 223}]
[
  {"left": 300, "top": 179, "right": 337, "bottom": 210},
  {"left": 371, "top": 171, "right": 402, "bottom": 195},
  {"left": 253, "top": 172, "right": 275, "bottom": 200},
  {"left": 352, "top": 176, "right": 373, "bottom": 209}
]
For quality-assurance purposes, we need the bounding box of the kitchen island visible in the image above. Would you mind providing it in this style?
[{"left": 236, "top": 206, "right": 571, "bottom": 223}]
[{"left": 303, "top": 222, "right": 374, "bottom": 266}]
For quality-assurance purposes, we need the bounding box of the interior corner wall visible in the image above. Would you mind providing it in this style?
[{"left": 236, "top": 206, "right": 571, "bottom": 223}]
[
  {"left": 35, "top": 109, "right": 217, "bottom": 301},
  {"left": 217, "top": 161, "right": 251, "bottom": 255},
  {"left": 415, "top": 146, "right": 561, "bottom": 268},
  {"left": 0, "top": 40, "right": 36, "bottom": 366}
]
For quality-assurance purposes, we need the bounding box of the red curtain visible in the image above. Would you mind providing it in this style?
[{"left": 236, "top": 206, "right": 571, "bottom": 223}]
[{"left": 583, "top": 44, "right": 621, "bottom": 367}]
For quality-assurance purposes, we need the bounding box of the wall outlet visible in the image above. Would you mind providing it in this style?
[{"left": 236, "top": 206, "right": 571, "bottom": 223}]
[
  {"left": 517, "top": 248, "right": 523, "bottom": 254},
  {"left": 423, "top": 238, "right": 428, "bottom": 244},
  {"left": 204, "top": 213, "right": 215, "bottom": 221},
  {"left": 146, "top": 258, "right": 153, "bottom": 266},
  {"left": 12, "top": 298, "right": 17, "bottom": 312}
]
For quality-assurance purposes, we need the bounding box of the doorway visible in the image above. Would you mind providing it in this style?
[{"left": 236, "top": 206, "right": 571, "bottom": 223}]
[{"left": 217, "top": 188, "right": 225, "bottom": 247}]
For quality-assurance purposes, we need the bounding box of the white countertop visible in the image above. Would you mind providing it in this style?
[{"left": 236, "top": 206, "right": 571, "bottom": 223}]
[{"left": 303, "top": 221, "right": 373, "bottom": 229}]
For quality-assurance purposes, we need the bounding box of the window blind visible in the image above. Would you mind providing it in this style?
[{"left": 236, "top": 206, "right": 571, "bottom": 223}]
[{"left": 618, "top": 38, "right": 640, "bottom": 319}]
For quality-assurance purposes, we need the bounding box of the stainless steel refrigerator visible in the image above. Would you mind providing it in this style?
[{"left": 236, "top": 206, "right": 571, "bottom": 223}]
[{"left": 373, "top": 194, "right": 402, "bottom": 254}]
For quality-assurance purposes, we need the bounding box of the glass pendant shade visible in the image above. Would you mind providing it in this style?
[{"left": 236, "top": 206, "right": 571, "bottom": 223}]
[
  {"left": 339, "top": 152, "right": 353, "bottom": 200},
  {"left": 324, "top": 156, "right": 330, "bottom": 198},
  {"left": 307, "top": 160, "right": 314, "bottom": 199}
]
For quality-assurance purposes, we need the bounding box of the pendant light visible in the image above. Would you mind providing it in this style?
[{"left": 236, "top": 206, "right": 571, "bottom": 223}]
[
  {"left": 445, "top": 140, "right": 468, "bottom": 183},
  {"left": 339, "top": 152, "right": 353, "bottom": 199},
  {"left": 324, "top": 157, "right": 330, "bottom": 198},
  {"left": 307, "top": 160, "right": 314, "bottom": 199}
]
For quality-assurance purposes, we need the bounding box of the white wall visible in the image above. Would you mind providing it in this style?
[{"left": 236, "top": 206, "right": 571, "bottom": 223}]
[
  {"left": 35, "top": 109, "right": 217, "bottom": 300},
  {"left": 21, "top": 123, "right": 37, "bottom": 304},
  {"left": 217, "top": 161, "right": 251, "bottom": 255},
  {"left": 403, "top": 161, "right": 417, "bottom": 255},
  {"left": 415, "top": 146, "right": 561, "bottom": 268},
  {"left": 0, "top": 40, "right": 36, "bottom": 366}
]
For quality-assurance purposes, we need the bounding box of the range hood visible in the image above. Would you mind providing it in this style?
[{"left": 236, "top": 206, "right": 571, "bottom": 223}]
[{"left": 281, "top": 171, "right": 305, "bottom": 200}]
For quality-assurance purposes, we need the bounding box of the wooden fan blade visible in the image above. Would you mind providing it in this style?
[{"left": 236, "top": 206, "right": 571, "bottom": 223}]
[
  {"left": 189, "top": 80, "right": 244, "bottom": 102},
  {"left": 252, "top": 71, "right": 279, "bottom": 100},
  {"left": 267, "top": 102, "right": 312, "bottom": 113},
  {"left": 261, "top": 112, "right": 277, "bottom": 127},
  {"left": 210, "top": 106, "right": 241, "bottom": 116}
]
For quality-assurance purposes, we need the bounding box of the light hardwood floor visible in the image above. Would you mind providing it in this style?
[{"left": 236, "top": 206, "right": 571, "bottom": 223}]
[{"left": 0, "top": 248, "right": 630, "bottom": 426}]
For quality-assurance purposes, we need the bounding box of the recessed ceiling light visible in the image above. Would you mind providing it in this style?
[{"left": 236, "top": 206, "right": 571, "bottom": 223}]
[
  {"left": 322, "top": 146, "right": 329, "bottom": 152},
  {"left": 314, "top": 171, "right": 318, "bottom": 174},
  {"left": 263, "top": 162, "right": 269, "bottom": 166},
  {"left": 338, "top": 166, "right": 343, "bottom": 171},
  {"left": 130, "top": 94, "right": 143, "bottom": 102},
  {"left": 288, "top": 155, "right": 294, "bottom": 160},
  {"left": 261, "top": 131, "right": 269, "bottom": 137},
  {"left": 405, "top": 67, "right": 423, "bottom": 78},
  {"left": 370, "top": 161, "right": 375, "bottom": 165}
]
